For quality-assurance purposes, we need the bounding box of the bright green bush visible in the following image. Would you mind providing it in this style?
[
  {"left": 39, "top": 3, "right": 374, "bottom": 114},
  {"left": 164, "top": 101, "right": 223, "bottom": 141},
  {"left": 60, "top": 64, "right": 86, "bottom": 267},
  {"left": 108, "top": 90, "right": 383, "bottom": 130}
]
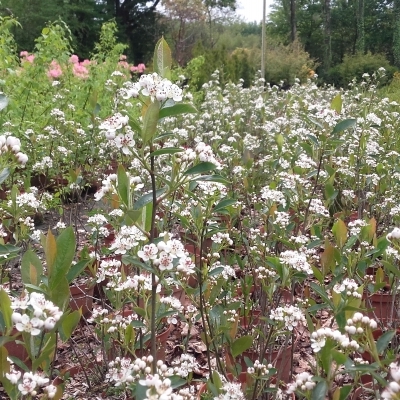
[{"left": 328, "top": 52, "right": 396, "bottom": 87}]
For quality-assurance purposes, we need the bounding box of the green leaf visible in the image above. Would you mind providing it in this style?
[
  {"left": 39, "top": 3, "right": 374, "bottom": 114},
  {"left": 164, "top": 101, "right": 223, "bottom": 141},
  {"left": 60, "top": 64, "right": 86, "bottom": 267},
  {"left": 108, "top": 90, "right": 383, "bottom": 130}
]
[
  {"left": 153, "top": 37, "right": 172, "bottom": 79},
  {"left": 213, "top": 198, "right": 236, "bottom": 213},
  {"left": 21, "top": 249, "right": 43, "bottom": 286},
  {"left": 66, "top": 259, "right": 90, "bottom": 284},
  {"left": 312, "top": 380, "right": 328, "bottom": 400},
  {"left": 332, "top": 219, "right": 347, "bottom": 248},
  {"left": 0, "top": 289, "right": 12, "bottom": 335},
  {"left": 159, "top": 103, "right": 197, "bottom": 119},
  {"left": 339, "top": 385, "right": 352, "bottom": 400},
  {"left": 133, "top": 187, "right": 167, "bottom": 210},
  {"left": 231, "top": 335, "right": 253, "bottom": 358},
  {"left": 0, "top": 168, "right": 10, "bottom": 184},
  {"left": 149, "top": 147, "right": 184, "bottom": 157},
  {"left": 183, "top": 162, "right": 217, "bottom": 176},
  {"left": 142, "top": 100, "right": 160, "bottom": 143},
  {"left": 376, "top": 330, "right": 395, "bottom": 353},
  {"left": 211, "top": 370, "right": 223, "bottom": 393},
  {"left": 310, "top": 282, "right": 333, "bottom": 307},
  {"left": 50, "top": 227, "right": 75, "bottom": 286},
  {"left": 0, "top": 94, "right": 9, "bottom": 111},
  {"left": 308, "top": 117, "right": 324, "bottom": 130},
  {"left": 331, "top": 94, "right": 342, "bottom": 113},
  {"left": 117, "top": 165, "right": 130, "bottom": 207},
  {"left": 208, "top": 267, "right": 224, "bottom": 277},
  {"left": 332, "top": 119, "right": 357, "bottom": 134},
  {"left": 60, "top": 310, "right": 81, "bottom": 341}
]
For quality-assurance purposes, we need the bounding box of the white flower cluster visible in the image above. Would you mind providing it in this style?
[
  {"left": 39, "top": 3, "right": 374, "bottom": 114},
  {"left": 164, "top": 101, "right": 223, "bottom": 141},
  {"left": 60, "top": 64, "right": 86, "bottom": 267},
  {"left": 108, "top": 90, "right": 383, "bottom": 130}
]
[
  {"left": 211, "top": 232, "right": 233, "bottom": 246},
  {"left": 382, "top": 363, "right": 400, "bottom": 399},
  {"left": 286, "top": 372, "right": 316, "bottom": 394},
  {"left": 348, "top": 219, "right": 368, "bottom": 236},
  {"left": 215, "top": 380, "right": 245, "bottom": 400},
  {"left": 171, "top": 353, "right": 199, "bottom": 378},
  {"left": 344, "top": 312, "right": 377, "bottom": 335},
  {"left": 9, "top": 191, "right": 41, "bottom": 210},
  {"left": 308, "top": 198, "right": 330, "bottom": 218},
  {"left": 247, "top": 360, "right": 271, "bottom": 375},
  {"left": 96, "top": 258, "right": 122, "bottom": 283},
  {"left": 195, "top": 142, "right": 221, "bottom": 168},
  {"left": 99, "top": 113, "right": 129, "bottom": 140},
  {"left": 0, "top": 135, "right": 28, "bottom": 165},
  {"left": 107, "top": 356, "right": 170, "bottom": 388},
  {"left": 273, "top": 211, "right": 291, "bottom": 228},
  {"left": 279, "top": 250, "right": 313, "bottom": 275},
  {"left": 11, "top": 292, "right": 63, "bottom": 335},
  {"left": 121, "top": 73, "right": 183, "bottom": 102},
  {"left": 111, "top": 273, "right": 161, "bottom": 293},
  {"left": 254, "top": 266, "right": 276, "bottom": 280},
  {"left": 109, "top": 225, "right": 147, "bottom": 254},
  {"left": 333, "top": 278, "right": 362, "bottom": 299},
  {"left": 32, "top": 156, "right": 53, "bottom": 171},
  {"left": 138, "top": 237, "right": 195, "bottom": 274},
  {"left": 6, "top": 366, "right": 55, "bottom": 398},
  {"left": 260, "top": 188, "right": 286, "bottom": 207},
  {"left": 269, "top": 305, "right": 305, "bottom": 331},
  {"left": 310, "top": 327, "right": 359, "bottom": 353}
]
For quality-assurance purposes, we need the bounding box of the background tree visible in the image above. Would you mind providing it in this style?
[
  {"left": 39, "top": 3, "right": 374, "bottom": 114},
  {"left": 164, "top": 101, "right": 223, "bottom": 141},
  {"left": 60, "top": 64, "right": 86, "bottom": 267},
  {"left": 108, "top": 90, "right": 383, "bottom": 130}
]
[
  {"left": 394, "top": 0, "right": 400, "bottom": 67},
  {"left": 356, "top": 0, "right": 365, "bottom": 54}
]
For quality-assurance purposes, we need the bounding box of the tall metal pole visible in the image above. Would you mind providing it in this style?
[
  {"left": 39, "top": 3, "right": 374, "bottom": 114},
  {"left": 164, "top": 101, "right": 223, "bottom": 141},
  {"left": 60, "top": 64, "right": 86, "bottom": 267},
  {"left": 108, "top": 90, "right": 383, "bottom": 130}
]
[{"left": 261, "top": 0, "right": 266, "bottom": 83}]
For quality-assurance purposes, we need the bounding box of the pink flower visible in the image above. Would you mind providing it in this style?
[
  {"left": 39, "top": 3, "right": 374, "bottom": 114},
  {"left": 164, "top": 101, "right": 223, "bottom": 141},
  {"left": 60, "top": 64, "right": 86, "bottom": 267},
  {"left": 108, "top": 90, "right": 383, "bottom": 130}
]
[
  {"left": 20, "top": 51, "right": 28, "bottom": 58},
  {"left": 69, "top": 54, "right": 79, "bottom": 64},
  {"left": 73, "top": 63, "right": 89, "bottom": 79},
  {"left": 137, "top": 63, "right": 146, "bottom": 73},
  {"left": 81, "top": 59, "right": 91, "bottom": 66},
  {"left": 130, "top": 66, "right": 138, "bottom": 73},
  {"left": 120, "top": 55, "right": 127, "bottom": 61},
  {"left": 26, "top": 55, "right": 35, "bottom": 63},
  {"left": 47, "top": 61, "right": 62, "bottom": 78},
  {"left": 118, "top": 61, "right": 129, "bottom": 69}
]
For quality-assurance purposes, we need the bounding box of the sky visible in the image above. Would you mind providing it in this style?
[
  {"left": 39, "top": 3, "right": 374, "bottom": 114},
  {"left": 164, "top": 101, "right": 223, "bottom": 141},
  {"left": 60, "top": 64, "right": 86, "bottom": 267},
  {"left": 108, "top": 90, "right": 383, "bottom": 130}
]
[{"left": 235, "top": 0, "right": 274, "bottom": 22}]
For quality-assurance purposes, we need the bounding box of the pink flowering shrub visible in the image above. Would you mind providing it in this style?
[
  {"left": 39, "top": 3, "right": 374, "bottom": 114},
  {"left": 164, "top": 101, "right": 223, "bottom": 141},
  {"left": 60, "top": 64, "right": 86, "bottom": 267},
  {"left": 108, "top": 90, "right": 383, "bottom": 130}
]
[
  {"left": 20, "top": 51, "right": 35, "bottom": 64},
  {"left": 47, "top": 60, "right": 62, "bottom": 78},
  {"left": 130, "top": 63, "right": 146, "bottom": 73}
]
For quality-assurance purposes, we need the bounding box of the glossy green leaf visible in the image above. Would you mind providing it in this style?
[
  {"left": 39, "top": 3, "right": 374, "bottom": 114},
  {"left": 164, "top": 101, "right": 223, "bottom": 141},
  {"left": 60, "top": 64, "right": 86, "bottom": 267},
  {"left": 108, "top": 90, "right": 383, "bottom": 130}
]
[
  {"left": 21, "top": 249, "right": 43, "bottom": 286},
  {"left": 60, "top": 310, "right": 81, "bottom": 341},
  {"left": 312, "top": 380, "right": 328, "bottom": 400},
  {"left": 376, "top": 330, "right": 395, "bottom": 353},
  {"left": 339, "top": 385, "right": 352, "bottom": 400},
  {"left": 66, "top": 259, "right": 90, "bottom": 284},
  {"left": 183, "top": 162, "right": 217, "bottom": 176},
  {"left": 50, "top": 226, "right": 75, "bottom": 286},
  {"left": 117, "top": 165, "right": 130, "bottom": 207},
  {"left": 149, "top": 147, "right": 184, "bottom": 157},
  {"left": 332, "top": 219, "right": 347, "bottom": 248},
  {"left": 0, "top": 289, "right": 12, "bottom": 335},
  {"left": 0, "top": 168, "right": 10, "bottom": 184},
  {"left": 153, "top": 37, "right": 172, "bottom": 79},
  {"left": 159, "top": 103, "right": 197, "bottom": 119},
  {"left": 142, "top": 100, "right": 160, "bottom": 143},
  {"left": 231, "top": 335, "right": 253, "bottom": 358},
  {"left": 332, "top": 119, "right": 357, "bottom": 134},
  {"left": 331, "top": 94, "right": 342, "bottom": 113},
  {"left": 133, "top": 187, "right": 167, "bottom": 210},
  {"left": 213, "top": 198, "right": 236, "bottom": 213}
]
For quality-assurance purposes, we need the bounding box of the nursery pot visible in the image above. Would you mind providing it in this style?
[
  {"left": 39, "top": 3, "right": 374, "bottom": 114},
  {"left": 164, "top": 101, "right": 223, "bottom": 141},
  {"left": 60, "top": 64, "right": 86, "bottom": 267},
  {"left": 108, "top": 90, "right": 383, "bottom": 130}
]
[
  {"left": 69, "top": 282, "right": 95, "bottom": 318},
  {"left": 134, "top": 323, "right": 173, "bottom": 362},
  {"left": 2, "top": 329, "right": 31, "bottom": 367},
  {"left": 365, "top": 292, "right": 400, "bottom": 324}
]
